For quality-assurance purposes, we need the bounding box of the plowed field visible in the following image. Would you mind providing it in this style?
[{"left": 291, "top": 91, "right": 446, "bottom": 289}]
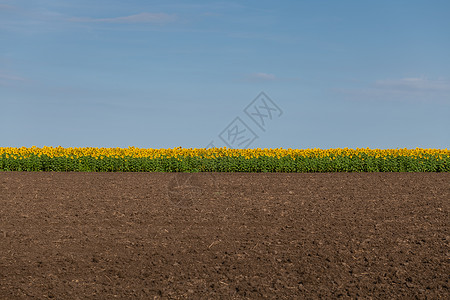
[{"left": 1, "top": 172, "right": 449, "bottom": 299}]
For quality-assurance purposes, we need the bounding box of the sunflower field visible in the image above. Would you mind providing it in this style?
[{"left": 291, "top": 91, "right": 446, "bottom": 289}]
[{"left": 0, "top": 146, "right": 449, "bottom": 172}]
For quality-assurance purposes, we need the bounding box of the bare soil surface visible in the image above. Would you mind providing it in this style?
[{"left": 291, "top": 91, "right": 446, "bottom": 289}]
[{"left": 0, "top": 172, "right": 449, "bottom": 299}]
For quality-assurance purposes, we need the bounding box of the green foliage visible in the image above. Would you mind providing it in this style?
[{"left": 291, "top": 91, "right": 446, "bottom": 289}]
[{"left": 0, "top": 153, "right": 449, "bottom": 172}]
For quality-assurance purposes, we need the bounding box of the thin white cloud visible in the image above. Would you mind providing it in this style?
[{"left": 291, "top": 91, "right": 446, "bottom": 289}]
[
  {"left": 242, "top": 73, "right": 302, "bottom": 83},
  {"left": 70, "top": 12, "right": 177, "bottom": 24},
  {"left": 0, "top": 72, "right": 25, "bottom": 81},
  {"left": 228, "top": 32, "right": 303, "bottom": 44},
  {"left": 0, "top": 71, "right": 26, "bottom": 86},
  {"left": 334, "top": 77, "right": 450, "bottom": 103},
  {"left": 375, "top": 77, "right": 450, "bottom": 92},
  {"left": 0, "top": 4, "right": 13, "bottom": 10},
  {"left": 246, "top": 72, "right": 277, "bottom": 82}
]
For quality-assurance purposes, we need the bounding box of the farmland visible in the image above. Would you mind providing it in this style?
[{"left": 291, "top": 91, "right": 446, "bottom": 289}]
[
  {"left": 0, "top": 172, "right": 449, "bottom": 299},
  {"left": 1, "top": 147, "right": 449, "bottom": 172}
]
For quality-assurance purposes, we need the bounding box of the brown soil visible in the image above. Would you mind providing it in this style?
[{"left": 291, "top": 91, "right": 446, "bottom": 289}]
[{"left": 0, "top": 172, "right": 449, "bottom": 299}]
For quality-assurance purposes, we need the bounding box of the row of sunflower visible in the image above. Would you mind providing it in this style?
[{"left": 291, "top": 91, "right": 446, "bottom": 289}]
[{"left": 0, "top": 147, "right": 449, "bottom": 172}]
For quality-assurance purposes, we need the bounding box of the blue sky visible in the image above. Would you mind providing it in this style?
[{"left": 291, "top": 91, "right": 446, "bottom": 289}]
[{"left": 1, "top": 0, "right": 449, "bottom": 149}]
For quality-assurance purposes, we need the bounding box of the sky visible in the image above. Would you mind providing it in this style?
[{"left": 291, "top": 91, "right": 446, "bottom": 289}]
[{"left": 1, "top": 0, "right": 449, "bottom": 149}]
